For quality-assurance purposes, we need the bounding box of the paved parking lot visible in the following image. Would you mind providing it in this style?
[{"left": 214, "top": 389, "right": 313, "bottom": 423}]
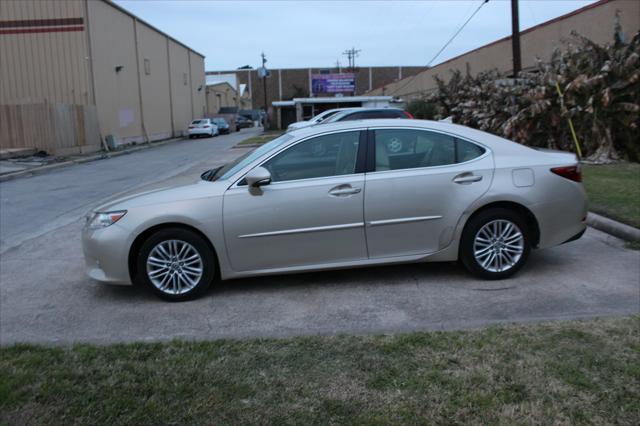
[{"left": 1, "top": 131, "right": 638, "bottom": 345}]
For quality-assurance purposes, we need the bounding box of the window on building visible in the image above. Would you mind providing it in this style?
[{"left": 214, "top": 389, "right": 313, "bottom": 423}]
[
  {"left": 144, "top": 58, "right": 151, "bottom": 75},
  {"left": 183, "top": 73, "right": 188, "bottom": 86}
]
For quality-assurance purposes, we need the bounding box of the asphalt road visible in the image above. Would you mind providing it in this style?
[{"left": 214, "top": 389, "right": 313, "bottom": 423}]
[
  {"left": 0, "top": 129, "right": 260, "bottom": 253},
  {"left": 1, "top": 130, "right": 639, "bottom": 345}
]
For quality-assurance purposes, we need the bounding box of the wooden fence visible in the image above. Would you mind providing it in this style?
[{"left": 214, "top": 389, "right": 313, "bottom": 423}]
[{"left": 0, "top": 103, "right": 101, "bottom": 156}]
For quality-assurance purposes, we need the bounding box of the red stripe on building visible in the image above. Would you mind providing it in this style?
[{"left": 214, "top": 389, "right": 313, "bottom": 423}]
[
  {"left": 0, "top": 26, "right": 84, "bottom": 35},
  {"left": 0, "top": 17, "right": 83, "bottom": 28}
]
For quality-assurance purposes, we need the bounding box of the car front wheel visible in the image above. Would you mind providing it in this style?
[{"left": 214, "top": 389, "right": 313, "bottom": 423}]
[
  {"left": 136, "top": 227, "right": 215, "bottom": 301},
  {"left": 460, "top": 208, "right": 530, "bottom": 280}
]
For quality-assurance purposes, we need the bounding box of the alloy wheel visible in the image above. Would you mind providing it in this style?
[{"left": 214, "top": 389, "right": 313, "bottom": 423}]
[
  {"left": 146, "top": 239, "right": 203, "bottom": 295},
  {"left": 473, "top": 219, "right": 524, "bottom": 273}
]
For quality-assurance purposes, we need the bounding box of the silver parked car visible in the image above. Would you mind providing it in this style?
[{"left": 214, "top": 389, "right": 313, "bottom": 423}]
[
  {"left": 83, "top": 119, "right": 587, "bottom": 301},
  {"left": 286, "top": 108, "right": 355, "bottom": 132}
]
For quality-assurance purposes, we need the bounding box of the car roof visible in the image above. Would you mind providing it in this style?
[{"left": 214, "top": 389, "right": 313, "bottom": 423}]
[
  {"left": 287, "top": 118, "right": 537, "bottom": 156},
  {"left": 325, "top": 107, "right": 404, "bottom": 121}
]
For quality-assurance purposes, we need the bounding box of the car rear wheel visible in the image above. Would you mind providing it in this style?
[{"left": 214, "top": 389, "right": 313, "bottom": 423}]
[
  {"left": 460, "top": 208, "right": 530, "bottom": 280},
  {"left": 136, "top": 227, "right": 215, "bottom": 301}
]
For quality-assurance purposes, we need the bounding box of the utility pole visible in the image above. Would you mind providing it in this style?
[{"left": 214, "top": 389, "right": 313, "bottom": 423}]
[
  {"left": 511, "top": 0, "right": 521, "bottom": 77},
  {"left": 342, "top": 47, "right": 361, "bottom": 71},
  {"left": 336, "top": 59, "right": 341, "bottom": 73},
  {"left": 260, "top": 52, "right": 268, "bottom": 127}
]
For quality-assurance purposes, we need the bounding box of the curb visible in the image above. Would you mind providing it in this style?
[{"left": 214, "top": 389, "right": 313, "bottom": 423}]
[
  {"left": 586, "top": 212, "right": 640, "bottom": 242},
  {"left": 0, "top": 137, "right": 184, "bottom": 183}
]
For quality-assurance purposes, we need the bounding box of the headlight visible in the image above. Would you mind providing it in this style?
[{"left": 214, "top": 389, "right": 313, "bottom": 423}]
[{"left": 87, "top": 210, "right": 127, "bottom": 230}]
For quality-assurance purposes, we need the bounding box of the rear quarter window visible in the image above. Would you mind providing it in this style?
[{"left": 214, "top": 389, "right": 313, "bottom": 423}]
[{"left": 457, "top": 139, "right": 486, "bottom": 162}]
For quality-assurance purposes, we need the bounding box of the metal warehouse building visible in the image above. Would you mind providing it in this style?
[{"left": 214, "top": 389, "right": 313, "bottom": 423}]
[{"left": 0, "top": 0, "right": 206, "bottom": 155}]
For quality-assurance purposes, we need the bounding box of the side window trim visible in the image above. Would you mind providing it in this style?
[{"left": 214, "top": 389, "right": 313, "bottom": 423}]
[
  {"left": 354, "top": 130, "right": 368, "bottom": 174},
  {"left": 365, "top": 129, "right": 376, "bottom": 173},
  {"left": 367, "top": 127, "right": 490, "bottom": 174}
]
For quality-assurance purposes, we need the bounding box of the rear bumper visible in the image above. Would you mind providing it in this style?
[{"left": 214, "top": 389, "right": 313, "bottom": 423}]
[
  {"left": 188, "top": 128, "right": 213, "bottom": 136},
  {"left": 531, "top": 185, "right": 588, "bottom": 249},
  {"left": 562, "top": 227, "right": 586, "bottom": 244}
]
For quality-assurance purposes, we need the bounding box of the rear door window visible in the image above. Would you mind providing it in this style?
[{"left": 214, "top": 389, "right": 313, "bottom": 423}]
[{"left": 374, "top": 129, "right": 485, "bottom": 171}]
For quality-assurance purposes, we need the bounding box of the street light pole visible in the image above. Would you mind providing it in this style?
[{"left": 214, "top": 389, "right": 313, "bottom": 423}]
[{"left": 511, "top": 0, "right": 521, "bottom": 77}]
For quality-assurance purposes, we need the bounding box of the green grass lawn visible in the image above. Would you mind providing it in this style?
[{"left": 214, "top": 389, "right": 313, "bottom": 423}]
[
  {"left": 582, "top": 162, "right": 640, "bottom": 228},
  {"left": 236, "top": 132, "right": 283, "bottom": 146},
  {"left": 2, "top": 316, "right": 638, "bottom": 424}
]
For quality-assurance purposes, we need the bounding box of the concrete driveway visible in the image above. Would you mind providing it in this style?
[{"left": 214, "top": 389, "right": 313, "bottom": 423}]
[{"left": 1, "top": 131, "right": 639, "bottom": 345}]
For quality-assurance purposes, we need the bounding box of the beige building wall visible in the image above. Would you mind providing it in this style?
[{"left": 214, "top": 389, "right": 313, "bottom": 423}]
[
  {"left": 369, "top": 0, "right": 640, "bottom": 99},
  {"left": 136, "top": 21, "right": 173, "bottom": 141},
  {"left": 0, "top": 0, "right": 91, "bottom": 105},
  {"left": 1, "top": 0, "right": 206, "bottom": 147},
  {"left": 87, "top": 0, "right": 143, "bottom": 143},
  {"left": 190, "top": 51, "right": 206, "bottom": 119},
  {"left": 168, "top": 40, "right": 193, "bottom": 136},
  {"left": 206, "top": 82, "right": 237, "bottom": 114}
]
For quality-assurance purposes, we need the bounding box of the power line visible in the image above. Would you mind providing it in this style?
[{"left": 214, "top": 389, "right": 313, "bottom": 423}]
[{"left": 390, "top": 0, "right": 489, "bottom": 96}]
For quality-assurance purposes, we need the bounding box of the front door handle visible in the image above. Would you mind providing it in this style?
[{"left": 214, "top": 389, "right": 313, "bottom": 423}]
[
  {"left": 453, "top": 173, "right": 483, "bottom": 184},
  {"left": 329, "top": 185, "right": 361, "bottom": 196}
]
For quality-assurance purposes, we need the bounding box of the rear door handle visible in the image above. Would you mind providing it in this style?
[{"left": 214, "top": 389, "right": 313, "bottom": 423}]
[
  {"left": 329, "top": 185, "right": 361, "bottom": 196},
  {"left": 453, "top": 173, "right": 483, "bottom": 184}
]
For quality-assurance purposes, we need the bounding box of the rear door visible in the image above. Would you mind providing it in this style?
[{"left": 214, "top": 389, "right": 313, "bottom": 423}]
[{"left": 364, "top": 127, "right": 493, "bottom": 258}]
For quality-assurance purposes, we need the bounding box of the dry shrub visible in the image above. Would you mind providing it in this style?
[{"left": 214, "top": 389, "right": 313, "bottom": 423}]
[{"left": 423, "top": 21, "right": 639, "bottom": 163}]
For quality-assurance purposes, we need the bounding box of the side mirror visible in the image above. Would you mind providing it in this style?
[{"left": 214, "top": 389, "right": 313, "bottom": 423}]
[{"left": 245, "top": 166, "right": 271, "bottom": 188}]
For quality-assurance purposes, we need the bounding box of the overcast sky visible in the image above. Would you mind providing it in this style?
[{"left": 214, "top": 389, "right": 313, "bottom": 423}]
[{"left": 113, "top": 0, "right": 597, "bottom": 71}]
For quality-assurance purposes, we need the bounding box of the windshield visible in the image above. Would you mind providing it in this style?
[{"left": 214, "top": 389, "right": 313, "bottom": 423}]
[
  {"left": 312, "top": 109, "right": 340, "bottom": 123},
  {"left": 213, "top": 133, "right": 294, "bottom": 181}
]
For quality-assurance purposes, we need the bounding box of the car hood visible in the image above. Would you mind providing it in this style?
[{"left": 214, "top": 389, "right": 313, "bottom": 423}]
[{"left": 94, "top": 180, "right": 226, "bottom": 212}]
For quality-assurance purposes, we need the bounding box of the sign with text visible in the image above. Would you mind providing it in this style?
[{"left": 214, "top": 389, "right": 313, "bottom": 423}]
[{"left": 311, "top": 73, "right": 355, "bottom": 94}]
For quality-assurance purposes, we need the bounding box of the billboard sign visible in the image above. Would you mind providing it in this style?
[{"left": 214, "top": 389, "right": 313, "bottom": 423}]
[{"left": 311, "top": 73, "right": 355, "bottom": 94}]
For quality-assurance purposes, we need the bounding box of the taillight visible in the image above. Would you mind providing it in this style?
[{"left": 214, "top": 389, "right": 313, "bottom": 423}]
[
  {"left": 203, "top": 125, "right": 210, "bottom": 128},
  {"left": 404, "top": 111, "right": 414, "bottom": 119},
  {"left": 551, "top": 165, "right": 582, "bottom": 182}
]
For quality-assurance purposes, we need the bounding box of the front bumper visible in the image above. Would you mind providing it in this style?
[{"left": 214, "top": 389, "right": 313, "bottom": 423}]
[{"left": 82, "top": 223, "right": 133, "bottom": 285}]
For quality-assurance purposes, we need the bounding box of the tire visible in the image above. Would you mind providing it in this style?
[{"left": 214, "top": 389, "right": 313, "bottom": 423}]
[
  {"left": 188, "top": 135, "right": 193, "bottom": 139},
  {"left": 136, "top": 227, "right": 215, "bottom": 301},
  {"left": 460, "top": 208, "right": 531, "bottom": 280}
]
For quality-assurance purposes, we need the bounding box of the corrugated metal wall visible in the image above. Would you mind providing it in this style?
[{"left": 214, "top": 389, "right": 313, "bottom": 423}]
[
  {"left": 1, "top": 0, "right": 207, "bottom": 152},
  {"left": 0, "top": 0, "right": 92, "bottom": 105}
]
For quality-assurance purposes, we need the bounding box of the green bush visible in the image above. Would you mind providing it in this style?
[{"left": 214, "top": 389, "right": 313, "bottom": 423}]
[{"left": 406, "top": 99, "right": 438, "bottom": 120}]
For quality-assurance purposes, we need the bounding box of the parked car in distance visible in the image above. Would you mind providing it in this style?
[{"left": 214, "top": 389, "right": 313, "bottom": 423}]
[
  {"left": 83, "top": 119, "right": 587, "bottom": 301},
  {"left": 322, "top": 107, "right": 413, "bottom": 124},
  {"left": 187, "top": 119, "right": 218, "bottom": 138},
  {"left": 211, "top": 117, "right": 230, "bottom": 134},
  {"left": 235, "top": 115, "right": 253, "bottom": 129},
  {"left": 287, "top": 108, "right": 355, "bottom": 132}
]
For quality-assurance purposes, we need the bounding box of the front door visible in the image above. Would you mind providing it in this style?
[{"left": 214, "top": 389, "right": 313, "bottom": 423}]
[
  {"left": 364, "top": 127, "right": 493, "bottom": 258},
  {"left": 223, "top": 130, "right": 367, "bottom": 272}
]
